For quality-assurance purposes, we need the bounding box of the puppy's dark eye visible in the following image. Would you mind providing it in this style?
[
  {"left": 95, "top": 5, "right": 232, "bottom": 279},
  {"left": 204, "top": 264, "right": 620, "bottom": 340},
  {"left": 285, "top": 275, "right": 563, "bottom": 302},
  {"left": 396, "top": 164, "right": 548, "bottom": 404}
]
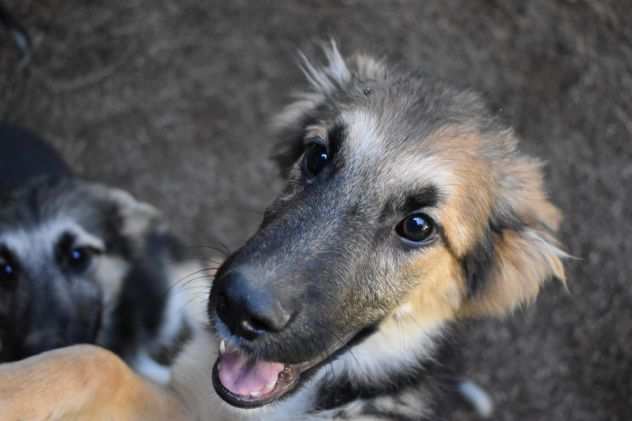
[
  {"left": 396, "top": 213, "right": 435, "bottom": 244},
  {"left": 303, "top": 141, "right": 330, "bottom": 177},
  {"left": 0, "top": 260, "right": 18, "bottom": 283},
  {"left": 62, "top": 247, "right": 96, "bottom": 273}
]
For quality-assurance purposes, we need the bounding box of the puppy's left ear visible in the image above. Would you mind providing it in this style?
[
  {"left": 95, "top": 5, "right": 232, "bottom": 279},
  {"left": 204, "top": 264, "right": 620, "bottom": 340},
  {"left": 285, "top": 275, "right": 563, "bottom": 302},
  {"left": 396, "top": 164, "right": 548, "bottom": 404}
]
[
  {"left": 460, "top": 154, "right": 567, "bottom": 317},
  {"left": 83, "top": 183, "right": 176, "bottom": 259},
  {"left": 104, "top": 188, "right": 168, "bottom": 242}
]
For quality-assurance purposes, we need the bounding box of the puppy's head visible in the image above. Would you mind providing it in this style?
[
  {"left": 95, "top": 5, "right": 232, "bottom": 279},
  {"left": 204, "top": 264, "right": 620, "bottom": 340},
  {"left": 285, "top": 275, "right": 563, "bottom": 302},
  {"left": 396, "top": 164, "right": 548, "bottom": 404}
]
[
  {"left": 0, "top": 177, "right": 168, "bottom": 361},
  {"left": 209, "top": 43, "right": 566, "bottom": 408}
]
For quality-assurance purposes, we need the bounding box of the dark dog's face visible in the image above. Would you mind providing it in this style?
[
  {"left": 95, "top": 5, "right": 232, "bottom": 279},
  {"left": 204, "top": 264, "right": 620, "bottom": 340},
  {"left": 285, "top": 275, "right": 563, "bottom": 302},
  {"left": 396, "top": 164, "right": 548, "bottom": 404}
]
[
  {"left": 209, "top": 45, "right": 566, "bottom": 408},
  {"left": 0, "top": 178, "right": 162, "bottom": 361}
]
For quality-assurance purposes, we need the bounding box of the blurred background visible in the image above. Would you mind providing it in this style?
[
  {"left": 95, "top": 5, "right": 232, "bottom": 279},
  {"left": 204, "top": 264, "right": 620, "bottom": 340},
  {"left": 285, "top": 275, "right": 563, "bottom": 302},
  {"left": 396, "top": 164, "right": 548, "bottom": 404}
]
[{"left": 1, "top": 1, "right": 630, "bottom": 420}]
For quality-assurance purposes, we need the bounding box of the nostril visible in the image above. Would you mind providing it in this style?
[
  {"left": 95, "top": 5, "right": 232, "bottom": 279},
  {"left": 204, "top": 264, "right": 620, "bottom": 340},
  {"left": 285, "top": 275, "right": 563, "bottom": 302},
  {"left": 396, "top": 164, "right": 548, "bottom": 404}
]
[
  {"left": 217, "top": 292, "right": 228, "bottom": 314},
  {"left": 241, "top": 319, "right": 267, "bottom": 333},
  {"left": 241, "top": 315, "right": 277, "bottom": 335},
  {"left": 239, "top": 319, "right": 264, "bottom": 338}
]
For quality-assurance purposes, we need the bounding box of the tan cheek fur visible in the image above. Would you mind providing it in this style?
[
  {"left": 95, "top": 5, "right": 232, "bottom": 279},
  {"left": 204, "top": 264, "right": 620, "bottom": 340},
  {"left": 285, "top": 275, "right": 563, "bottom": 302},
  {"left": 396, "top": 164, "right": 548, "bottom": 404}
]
[
  {"left": 428, "top": 133, "right": 497, "bottom": 256},
  {"left": 393, "top": 247, "right": 466, "bottom": 325}
]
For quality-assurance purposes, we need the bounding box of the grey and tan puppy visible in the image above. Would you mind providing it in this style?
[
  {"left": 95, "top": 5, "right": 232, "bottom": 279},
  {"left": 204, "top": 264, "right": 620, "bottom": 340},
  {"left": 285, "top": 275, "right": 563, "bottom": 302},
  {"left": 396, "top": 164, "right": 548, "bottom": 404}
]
[
  {"left": 0, "top": 125, "right": 197, "bottom": 384},
  {"left": 0, "top": 44, "right": 566, "bottom": 421}
]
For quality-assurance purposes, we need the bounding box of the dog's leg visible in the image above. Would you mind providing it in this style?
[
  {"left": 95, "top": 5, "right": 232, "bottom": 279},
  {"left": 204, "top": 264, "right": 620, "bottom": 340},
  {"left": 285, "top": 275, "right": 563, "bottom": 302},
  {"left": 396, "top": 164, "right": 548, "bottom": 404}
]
[{"left": 0, "top": 344, "right": 190, "bottom": 421}]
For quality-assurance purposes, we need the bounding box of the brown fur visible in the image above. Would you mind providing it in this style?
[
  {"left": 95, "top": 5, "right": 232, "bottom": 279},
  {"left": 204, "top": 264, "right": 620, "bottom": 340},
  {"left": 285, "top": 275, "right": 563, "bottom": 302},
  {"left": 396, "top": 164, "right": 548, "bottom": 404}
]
[
  {"left": 0, "top": 345, "right": 188, "bottom": 421},
  {"left": 396, "top": 129, "right": 565, "bottom": 322}
]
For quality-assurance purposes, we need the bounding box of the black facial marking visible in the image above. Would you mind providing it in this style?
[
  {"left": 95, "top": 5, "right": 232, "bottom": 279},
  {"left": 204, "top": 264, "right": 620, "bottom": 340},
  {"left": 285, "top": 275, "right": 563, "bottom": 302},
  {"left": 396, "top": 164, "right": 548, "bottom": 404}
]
[
  {"left": 461, "top": 226, "right": 495, "bottom": 297},
  {"left": 401, "top": 186, "right": 439, "bottom": 214},
  {"left": 380, "top": 186, "right": 439, "bottom": 223},
  {"left": 56, "top": 232, "right": 75, "bottom": 256},
  {"left": 327, "top": 122, "right": 346, "bottom": 154},
  {"left": 462, "top": 210, "right": 525, "bottom": 296},
  {"left": 490, "top": 209, "right": 525, "bottom": 234}
]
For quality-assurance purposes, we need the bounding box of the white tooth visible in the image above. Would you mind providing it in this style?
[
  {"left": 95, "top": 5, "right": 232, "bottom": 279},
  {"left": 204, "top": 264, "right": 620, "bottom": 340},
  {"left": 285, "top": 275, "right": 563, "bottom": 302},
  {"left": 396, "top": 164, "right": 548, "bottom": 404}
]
[
  {"left": 264, "top": 380, "right": 276, "bottom": 393},
  {"left": 249, "top": 391, "right": 261, "bottom": 398},
  {"left": 219, "top": 340, "right": 226, "bottom": 354}
]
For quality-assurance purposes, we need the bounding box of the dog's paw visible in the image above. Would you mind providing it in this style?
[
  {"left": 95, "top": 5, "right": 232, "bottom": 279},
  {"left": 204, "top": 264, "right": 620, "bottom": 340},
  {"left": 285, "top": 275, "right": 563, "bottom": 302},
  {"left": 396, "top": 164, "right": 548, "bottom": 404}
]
[{"left": 457, "top": 378, "right": 494, "bottom": 418}]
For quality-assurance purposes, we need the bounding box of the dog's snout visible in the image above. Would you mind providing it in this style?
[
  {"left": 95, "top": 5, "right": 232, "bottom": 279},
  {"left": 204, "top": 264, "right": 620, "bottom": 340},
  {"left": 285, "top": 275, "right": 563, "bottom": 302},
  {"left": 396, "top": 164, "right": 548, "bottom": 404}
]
[{"left": 215, "top": 271, "right": 293, "bottom": 340}]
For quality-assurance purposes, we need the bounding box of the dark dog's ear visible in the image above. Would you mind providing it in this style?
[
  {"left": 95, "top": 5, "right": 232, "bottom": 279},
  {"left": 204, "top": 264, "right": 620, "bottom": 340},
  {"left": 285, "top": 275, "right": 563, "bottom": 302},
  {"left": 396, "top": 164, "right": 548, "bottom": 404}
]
[
  {"left": 460, "top": 154, "right": 567, "bottom": 317},
  {"left": 271, "top": 41, "right": 387, "bottom": 177},
  {"left": 105, "top": 188, "right": 168, "bottom": 243},
  {"left": 83, "top": 183, "right": 179, "bottom": 263}
]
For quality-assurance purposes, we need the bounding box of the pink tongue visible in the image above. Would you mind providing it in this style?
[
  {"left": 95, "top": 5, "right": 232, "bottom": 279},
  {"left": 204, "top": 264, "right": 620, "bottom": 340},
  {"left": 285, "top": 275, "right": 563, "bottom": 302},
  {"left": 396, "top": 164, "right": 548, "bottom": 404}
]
[{"left": 218, "top": 350, "right": 284, "bottom": 397}]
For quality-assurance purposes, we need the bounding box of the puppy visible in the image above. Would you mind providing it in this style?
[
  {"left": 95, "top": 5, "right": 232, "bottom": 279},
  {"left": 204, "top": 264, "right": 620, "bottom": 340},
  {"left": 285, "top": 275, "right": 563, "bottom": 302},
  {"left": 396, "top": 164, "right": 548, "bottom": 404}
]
[
  {"left": 0, "top": 125, "right": 197, "bottom": 384},
  {"left": 0, "top": 44, "right": 566, "bottom": 420}
]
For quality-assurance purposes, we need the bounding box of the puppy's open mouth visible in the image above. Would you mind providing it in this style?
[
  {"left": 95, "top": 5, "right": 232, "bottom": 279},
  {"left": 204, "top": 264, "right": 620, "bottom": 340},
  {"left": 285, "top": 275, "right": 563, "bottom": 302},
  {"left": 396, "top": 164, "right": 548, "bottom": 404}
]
[
  {"left": 212, "top": 325, "right": 377, "bottom": 408},
  {"left": 212, "top": 340, "right": 318, "bottom": 408}
]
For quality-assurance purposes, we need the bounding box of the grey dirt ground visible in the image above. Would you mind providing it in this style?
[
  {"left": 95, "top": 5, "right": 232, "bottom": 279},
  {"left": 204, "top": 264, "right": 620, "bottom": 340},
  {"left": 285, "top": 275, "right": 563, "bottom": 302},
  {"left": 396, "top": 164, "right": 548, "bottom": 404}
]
[{"left": 1, "top": 1, "right": 631, "bottom": 420}]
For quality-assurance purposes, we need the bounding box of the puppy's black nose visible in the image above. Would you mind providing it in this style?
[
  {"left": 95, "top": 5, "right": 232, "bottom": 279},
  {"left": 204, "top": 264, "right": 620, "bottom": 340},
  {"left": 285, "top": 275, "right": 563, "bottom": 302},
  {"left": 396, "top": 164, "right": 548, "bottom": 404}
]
[{"left": 215, "top": 271, "right": 292, "bottom": 340}]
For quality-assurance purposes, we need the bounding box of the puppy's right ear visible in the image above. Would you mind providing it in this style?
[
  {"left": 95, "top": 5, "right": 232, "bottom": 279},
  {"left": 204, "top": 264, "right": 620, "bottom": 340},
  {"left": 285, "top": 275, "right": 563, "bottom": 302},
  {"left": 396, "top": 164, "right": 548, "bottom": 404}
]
[
  {"left": 272, "top": 42, "right": 390, "bottom": 177},
  {"left": 271, "top": 96, "right": 322, "bottom": 177},
  {"left": 271, "top": 41, "right": 355, "bottom": 177}
]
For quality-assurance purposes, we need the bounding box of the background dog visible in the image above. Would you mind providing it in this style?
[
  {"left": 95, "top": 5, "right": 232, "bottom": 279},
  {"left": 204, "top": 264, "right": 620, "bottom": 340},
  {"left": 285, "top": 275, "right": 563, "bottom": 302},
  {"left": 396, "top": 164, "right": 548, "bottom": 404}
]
[{"left": 0, "top": 124, "right": 198, "bottom": 383}]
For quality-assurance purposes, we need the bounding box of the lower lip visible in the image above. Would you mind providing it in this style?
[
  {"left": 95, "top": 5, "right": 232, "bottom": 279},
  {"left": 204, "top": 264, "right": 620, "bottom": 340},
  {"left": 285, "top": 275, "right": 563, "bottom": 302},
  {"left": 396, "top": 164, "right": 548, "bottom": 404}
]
[{"left": 211, "top": 360, "right": 287, "bottom": 409}]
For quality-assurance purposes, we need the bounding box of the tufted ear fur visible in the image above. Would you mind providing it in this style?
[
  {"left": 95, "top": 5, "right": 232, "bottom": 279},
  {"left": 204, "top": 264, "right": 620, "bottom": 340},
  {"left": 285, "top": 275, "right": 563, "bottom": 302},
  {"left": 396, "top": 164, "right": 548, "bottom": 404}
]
[
  {"left": 271, "top": 41, "right": 387, "bottom": 177},
  {"left": 459, "top": 153, "right": 567, "bottom": 317}
]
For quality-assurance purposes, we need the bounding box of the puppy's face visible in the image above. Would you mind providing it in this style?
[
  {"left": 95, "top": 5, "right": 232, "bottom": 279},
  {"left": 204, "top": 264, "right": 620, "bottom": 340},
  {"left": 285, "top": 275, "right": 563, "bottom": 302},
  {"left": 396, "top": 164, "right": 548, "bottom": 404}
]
[
  {"left": 0, "top": 178, "right": 161, "bottom": 361},
  {"left": 209, "top": 46, "right": 566, "bottom": 408}
]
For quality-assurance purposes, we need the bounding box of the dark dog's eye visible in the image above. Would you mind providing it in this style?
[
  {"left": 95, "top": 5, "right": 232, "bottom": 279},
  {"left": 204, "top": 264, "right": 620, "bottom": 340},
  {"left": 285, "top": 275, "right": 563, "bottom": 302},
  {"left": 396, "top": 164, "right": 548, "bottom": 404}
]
[
  {"left": 396, "top": 213, "right": 435, "bottom": 244},
  {"left": 0, "top": 248, "right": 19, "bottom": 283},
  {"left": 61, "top": 247, "right": 97, "bottom": 273},
  {"left": 303, "top": 141, "right": 330, "bottom": 177},
  {"left": 0, "top": 260, "right": 18, "bottom": 283}
]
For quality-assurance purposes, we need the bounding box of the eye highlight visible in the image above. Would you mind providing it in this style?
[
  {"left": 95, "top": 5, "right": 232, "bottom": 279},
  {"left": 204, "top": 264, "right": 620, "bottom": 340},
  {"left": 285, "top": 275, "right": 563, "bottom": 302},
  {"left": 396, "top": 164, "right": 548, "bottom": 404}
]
[
  {"left": 302, "top": 139, "right": 330, "bottom": 178},
  {"left": 395, "top": 213, "right": 435, "bottom": 244},
  {"left": 0, "top": 252, "right": 19, "bottom": 283},
  {"left": 56, "top": 233, "right": 101, "bottom": 274},
  {"left": 64, "top": 246, "right": 96, "bottom": 273}
]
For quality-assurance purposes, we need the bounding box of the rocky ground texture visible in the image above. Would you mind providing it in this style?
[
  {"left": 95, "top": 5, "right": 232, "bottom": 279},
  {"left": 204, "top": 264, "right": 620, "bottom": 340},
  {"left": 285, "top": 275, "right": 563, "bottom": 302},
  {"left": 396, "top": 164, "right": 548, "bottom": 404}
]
[{"left": 1, "top": 1, "right": 630, "bottom": 420}]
